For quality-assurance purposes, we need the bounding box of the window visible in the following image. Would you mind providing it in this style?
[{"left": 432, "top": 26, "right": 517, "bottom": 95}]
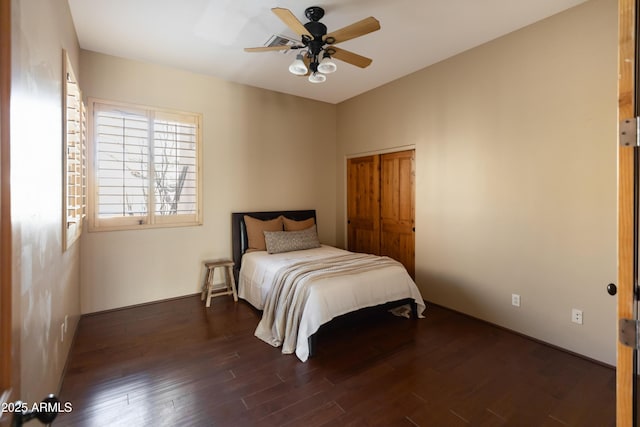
[
  {"left": 63, "top": 51, "right": 86, "bottom": 249},
  {"left": 88, "top": 99, "right": 202, "bottom": 231}
]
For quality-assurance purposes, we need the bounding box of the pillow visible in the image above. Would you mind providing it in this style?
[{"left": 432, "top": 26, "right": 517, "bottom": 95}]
[
  {"left": 264, "top": 225, "right": 321, "bottom": 254},
  {"left": 283, "top": 216, "right": 315, "bottom": 231},
  {"left": 244, "top": 215, "right": 283, "bottom": 251}
]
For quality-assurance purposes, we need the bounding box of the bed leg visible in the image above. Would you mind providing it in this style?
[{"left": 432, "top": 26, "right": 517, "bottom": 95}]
[
  {"left": 410, "top": 301, "right": 418, "bottom": 319},
  {"left": 308, "top": 334, "right": 317, "bottom": 358}
]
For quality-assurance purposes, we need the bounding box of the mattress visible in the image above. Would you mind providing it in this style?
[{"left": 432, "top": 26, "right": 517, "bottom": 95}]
[{"left": 238, "top": 245, "right": 425, "bottom": 361}]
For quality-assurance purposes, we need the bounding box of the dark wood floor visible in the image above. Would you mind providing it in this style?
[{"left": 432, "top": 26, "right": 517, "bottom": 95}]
[{"left": 56, "top": 295, "right": 615, "bottom": 426}]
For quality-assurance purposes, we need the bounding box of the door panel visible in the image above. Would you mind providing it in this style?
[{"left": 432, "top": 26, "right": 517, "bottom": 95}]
[
  {"left": 618, "top": 0, "right": 636, "bottom": 425},
  {"left": 380, "top": 150, "right": 415, "bottom": 278},
  {"left": 347, "top": 155, "right": 380, "bottom": 255},
  {"left": 0, "top": 0, "right": 12, "bottom": 409}
]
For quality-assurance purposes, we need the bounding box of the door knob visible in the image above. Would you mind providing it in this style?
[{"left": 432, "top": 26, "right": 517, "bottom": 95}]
[{"left": 607, "top": 283, "right": 617, "bottom": 296}]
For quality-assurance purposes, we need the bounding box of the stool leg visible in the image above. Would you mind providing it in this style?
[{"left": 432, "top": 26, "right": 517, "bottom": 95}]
[
  {"left": 205, "top": 268, "right": 214, "bottom": 308},
  {"left": 223, "top": 266, "right": 230, "bottom": 294},
  {"left": 227, "top": 265, "right": 238, "bottom": 302},
  {"left": 201, "top": 267, "right": 210, "bottom": 301}
]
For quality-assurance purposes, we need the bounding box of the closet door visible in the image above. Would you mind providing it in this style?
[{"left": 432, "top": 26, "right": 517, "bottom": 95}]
[
  {"left": 347, "top": 155, "right": 380, "bottom": 255},
  {"left": 347, "top": 150, "right": 415, "bottom": 278},
  {"left": 380, "top": 150, "right": 415, "bottom": 278}
]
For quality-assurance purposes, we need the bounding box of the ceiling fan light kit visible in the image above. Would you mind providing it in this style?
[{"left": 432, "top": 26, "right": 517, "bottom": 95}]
[
  {"left": 317, "top": 53, "right": 337, "bottom": 74},
  {"left": 288, "top": 53, "right": 308, "bottom": 75},
  {"left": 245, "top": 6, "right": 380, "bottom": 84},
  {"left": 308, "top": 72, "right": 327, "bottom": 83}
]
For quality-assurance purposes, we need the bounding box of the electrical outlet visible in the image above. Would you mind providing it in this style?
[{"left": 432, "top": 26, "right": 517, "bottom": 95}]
[
  {"left": 511, "top": 294, "right": 521, "bottom": 307},
  {"left": 64, "top": 315, "right": 68, "bottom": 333},
  {"left": 572, "top": 309, "right": 583, "bottom": 325},
  {"left": 60, "top": 323, "right": 65, "bottom": 342}
]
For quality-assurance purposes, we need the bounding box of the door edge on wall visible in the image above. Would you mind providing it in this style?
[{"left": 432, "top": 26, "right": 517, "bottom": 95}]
[{"left": 344, "top": 144, "right": 416, "bottom": 159}]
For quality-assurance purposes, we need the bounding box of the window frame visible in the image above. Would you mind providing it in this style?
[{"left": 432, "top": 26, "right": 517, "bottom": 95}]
[{"left": 87, "top": 98, "right": 203, "bottom": 232}]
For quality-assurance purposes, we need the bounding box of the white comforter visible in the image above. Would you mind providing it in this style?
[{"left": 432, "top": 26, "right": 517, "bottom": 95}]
[{"left": 238, "top": 245, "right": 426, "bottom": 361}]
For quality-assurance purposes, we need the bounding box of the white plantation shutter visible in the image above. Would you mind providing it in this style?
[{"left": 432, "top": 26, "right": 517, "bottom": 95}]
[
  {"left": 63, "top": 52, "right": 87, "bottom": 249},
  {"left": 153, "top": 113, "right": 198, "bottom": 219},
  {"left": 89, "top": 100, "right": 202, "bottom": 231},
  {"left": 95, "top": 106, "right": 149, "bottom": 219}
]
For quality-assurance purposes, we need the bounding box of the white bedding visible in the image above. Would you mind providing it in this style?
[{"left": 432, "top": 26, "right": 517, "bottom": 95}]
[{"left": 238, "top": 245, "right": 426, "bottom": 361}]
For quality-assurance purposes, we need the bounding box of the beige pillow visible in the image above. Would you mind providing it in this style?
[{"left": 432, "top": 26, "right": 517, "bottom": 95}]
[
  {"left": 244, "top": 215, "right": 283, "bottom": 251},
  {"left": 283, "top": 216, "right": 315, "bottom": 231}
]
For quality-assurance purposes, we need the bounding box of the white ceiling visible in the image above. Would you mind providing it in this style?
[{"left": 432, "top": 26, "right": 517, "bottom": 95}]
[{"left": 67, "top": 0, "right": 588, "bottom": 104}]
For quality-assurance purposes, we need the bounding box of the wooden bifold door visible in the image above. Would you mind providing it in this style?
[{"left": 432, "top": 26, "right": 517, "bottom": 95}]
[{"left": 347, "top": 150, "right": 415, "bottom": 278}]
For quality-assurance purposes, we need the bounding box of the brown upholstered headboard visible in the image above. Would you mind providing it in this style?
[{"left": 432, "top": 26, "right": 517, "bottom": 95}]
[{"left": 231, "top": 210, "right": 317, "bottom": 283}]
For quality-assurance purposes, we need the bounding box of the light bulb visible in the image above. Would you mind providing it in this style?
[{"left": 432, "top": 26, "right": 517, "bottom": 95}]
[
  {"left": 308, "top": 72, "right": 326, "bottom": 83},
  {"left": 317, "top": 56, "right": 337, "bottom": 74},
  {"left": 288, "top": 54, "right": 308, "bottom": 76}
]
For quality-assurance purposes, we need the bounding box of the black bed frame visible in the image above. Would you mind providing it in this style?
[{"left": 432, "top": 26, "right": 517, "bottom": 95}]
[{"left": 230, "top": 209, "right": 417, "bottom": 358}]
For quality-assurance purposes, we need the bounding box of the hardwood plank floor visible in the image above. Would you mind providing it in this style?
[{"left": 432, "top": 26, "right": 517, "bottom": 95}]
[{"left": 56, "top": 295, "right": 615, "bottom": 426}]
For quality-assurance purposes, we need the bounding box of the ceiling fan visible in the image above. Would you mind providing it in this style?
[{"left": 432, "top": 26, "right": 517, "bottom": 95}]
[{"left": 244, "top": 6, "right": 380, "bottom": 83}]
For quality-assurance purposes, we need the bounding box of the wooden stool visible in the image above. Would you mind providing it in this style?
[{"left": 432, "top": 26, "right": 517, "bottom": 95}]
[{"left": 200, "top": 259, "right": 238, "bottom": 307}]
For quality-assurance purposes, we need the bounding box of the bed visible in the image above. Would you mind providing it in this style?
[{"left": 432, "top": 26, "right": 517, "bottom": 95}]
[{"left": 231, "top": 210, "right": 425, "bottom": 361}]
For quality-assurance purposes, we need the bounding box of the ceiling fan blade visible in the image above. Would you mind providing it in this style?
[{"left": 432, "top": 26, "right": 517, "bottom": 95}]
[
  {"left": 324, "top": 17, "right": 380, "bottom": 44},
  {"left": 272, "top": 7, "right": 312, "bottom": 37},
  {"left": 330, "top": 47, "right": 373, "bottom": 68},
  {"left": 244, "top": 45, "right": 294, "bottom": 53}
]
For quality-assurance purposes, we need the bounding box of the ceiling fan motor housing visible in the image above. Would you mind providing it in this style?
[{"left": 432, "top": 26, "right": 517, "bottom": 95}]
[
  {"left": 303, "top": 11, "right": 328, "bottom": 57},
  {"left": 304, "top": 21, "right": 327, "bottom": 39}
]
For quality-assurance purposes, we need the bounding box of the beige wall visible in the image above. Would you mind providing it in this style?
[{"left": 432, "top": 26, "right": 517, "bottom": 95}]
[
  {"left": 79, "top": 51, "right": 337, "bottom": 313},
  {"left": 336, "top": 0, "right": 617, "bottom": 364},
  {"left": 78, "top": 0, "right": 617, "bottom": 366},
  {"left": 10, "top": 0, "right": 81, "bottom": 402}
]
